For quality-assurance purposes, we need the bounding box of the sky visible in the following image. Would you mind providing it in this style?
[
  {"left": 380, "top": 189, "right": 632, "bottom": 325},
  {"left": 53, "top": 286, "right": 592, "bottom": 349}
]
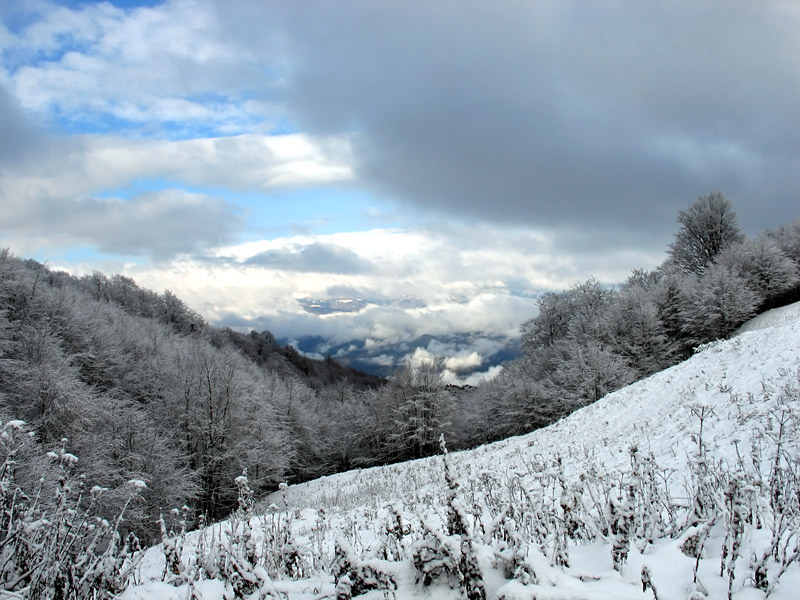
[{"left": 1, "top": 0, "right": 799, "bottom": 376}]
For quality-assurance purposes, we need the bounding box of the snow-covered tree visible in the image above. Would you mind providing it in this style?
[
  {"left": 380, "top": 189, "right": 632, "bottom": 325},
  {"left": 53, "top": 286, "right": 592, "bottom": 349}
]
[
  {"left": 483, "top": 359, "right": 559, "bottom": 438},
  {"left": 546, "top": 338, "right": 636, "bottom": 410},
  {"left": 679, "top": 262, "right": 759, "bottom": 344},
  {"left": 565, "top": 278, "right": 615, "bottom": 341},
  {"left": 717, "top": 235, "right": 799, "bottom": 308},
  {"left": 769, "top": 218, "right": 800, "bottom": 267},
  {"left": 603, "top": 283, "right": 677, "bottom": 377},
  {"left": 666, "top": 192, "right": 745, "bottom": 276},
  {"left": 390, "top": 361, "right": 451, "bottom": 460},
  {"left": 521, "top": 278, "right": 614, "bottom": 352},
  {"left": 521, "top": 291, "right": 573, "bottom": 351}
]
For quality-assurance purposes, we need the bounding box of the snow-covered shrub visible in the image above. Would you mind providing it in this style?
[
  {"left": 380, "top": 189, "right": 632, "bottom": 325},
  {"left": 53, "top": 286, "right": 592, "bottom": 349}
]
[
  {"left": 158, "top": 508, "right": 192, "bottom": 586},
  {"left": 627, "top": 445, "right": 677, "bottom": 544},
  {"left": 412, "top": 516, "right": 460, "bottom": 586},
  {"left": 374, "top": 502, "right": 409, "bottom": 561},
  {"left": 411, "top": 438, "right": 486, "bottom": 600},
  {"left": 503, "top": 457, "right": 573, "bottom": 567},
  {"left": 608, "top": 486, "right": 634, "bottom": 570},
  {"left": 259, "top": 495, "right": 312, "bottom": 579},
  {"left": 331, "top": 537, "right": 396, "bottom": 599},
  {"left": 0, "top": 422, "right": 146, "bottom": 598}
]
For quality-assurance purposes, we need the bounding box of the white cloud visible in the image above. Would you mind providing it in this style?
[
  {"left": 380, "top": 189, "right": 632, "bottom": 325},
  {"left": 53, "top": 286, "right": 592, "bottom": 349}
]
[
  {"left": 405, "top": 348, "right": 437, "bottom": 370},
  {"left": 66, "top": 222, "right": 655, "bottom": 340},
  {"left": 83, "top": 133, "right": 354, "bottom": 190},
  {"left": 0, "top": 131, "right": 354, "bottom": 258},
  {"left": 1, "top": 185, "right": 243, "bottom": 259},
  {"left": 443, "top": 352, "right": 483, "bottom": 373},
  {"left": 442, "top": 365, "right": 504, "bottom": 387},
  {"left": 46, "top": 225, "right": 543, "bottom": 329},
  {"left": 5, "top": 0, "right": 270, "bottom": 134},
  {"left": 1, "top": 131, "right": 352, "bottom": 200}
]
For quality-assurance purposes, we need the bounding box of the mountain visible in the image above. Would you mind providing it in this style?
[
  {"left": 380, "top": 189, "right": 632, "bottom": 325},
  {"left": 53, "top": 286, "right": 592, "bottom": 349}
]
[
  {"left": 121, "top": 302, "right": 800, "bottom": 599},
  {"left": 283, "top": 331, "right": 522, "bottom": 378},
  {"left": 222, "top": 328, "right": 385, "bottom": 389}
]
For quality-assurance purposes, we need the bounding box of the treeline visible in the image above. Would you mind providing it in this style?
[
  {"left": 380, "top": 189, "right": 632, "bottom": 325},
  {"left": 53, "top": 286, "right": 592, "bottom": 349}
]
[
  {"left": 0, "top": 255, "right": 290, "bottom": 536},
  {"left": 0, "top": 193, "right": 798, "bottom": 542},
  {"left": 0, "top": 254, "right": 396, "bottom": 541},
  {"left": 0, "top": 250, "right": 467, "bottom": 541},
  {"left": 455, "top": 193, "right": 800, "bottom": 445}
]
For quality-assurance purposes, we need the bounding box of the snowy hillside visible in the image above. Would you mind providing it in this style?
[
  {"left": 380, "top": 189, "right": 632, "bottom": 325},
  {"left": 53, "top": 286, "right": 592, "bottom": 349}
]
[{"left": 121, "top": 303, "right": 800, "bottom": 600}]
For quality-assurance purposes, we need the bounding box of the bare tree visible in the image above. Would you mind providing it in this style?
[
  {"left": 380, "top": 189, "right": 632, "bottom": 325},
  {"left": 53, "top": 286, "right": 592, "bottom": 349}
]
[
  {"left": 716, "top": 235, "right": 799, "bottom": 308},
  {"left": 666, "top": 192, "right": 744, "bottom": 276},
  {"left": 679, "top": 262, "right": 759, "bottom": 344}
]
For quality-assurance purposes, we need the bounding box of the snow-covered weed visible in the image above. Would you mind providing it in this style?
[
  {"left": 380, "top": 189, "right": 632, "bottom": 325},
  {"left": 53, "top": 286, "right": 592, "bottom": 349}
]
[
  {"left": 8, "top": 358, "right": 800, "bottom": 599},
  {"left": 0, "top": 422, "right": 145, "bottom": 598}
]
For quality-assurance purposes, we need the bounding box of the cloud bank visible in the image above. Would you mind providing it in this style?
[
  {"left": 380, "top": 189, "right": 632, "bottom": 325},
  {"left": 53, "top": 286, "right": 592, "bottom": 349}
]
[{"left": 238, "top": 1, "right": 800, "bottom": 238}]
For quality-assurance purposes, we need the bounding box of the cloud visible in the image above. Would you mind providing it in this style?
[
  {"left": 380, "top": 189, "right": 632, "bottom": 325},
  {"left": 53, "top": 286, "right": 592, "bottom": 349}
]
[
  {"left": 58, "top": 226, "right": 546, "bottom": 342},
  {"left": 2, "top": 187, "right": 243, "bottom": 259},
  {"left": 0, "top": 131, "right": 353, "bottom": 258},
  {"left": 80, "top": 133, "right": 353, "bottom": 190},
  {"left": 407, "top": 348, "right": 502, "bottom": 386},
  {"left": 443, "top": 352, "right": 483, "bottom": 373},
  {"left": 442, "top": 365, "right": 504, "bottom": 387},
  {"left": 405, "top": 347, "right": 437, "bottom": 370},
  {"left": 8, "top": 1, "right": 797, "bottom": 271},
  {"left": 0, "top": 84, "right": 44, "bottom": 167},
  {"left": 86, "top": 223, "right": 653, "bottom": 349},
  {"left": 3, "top": 0, "right": 276, "bottom": 136},
  {"left": 245, "top": 241, "right": 374, "bottom": 274},
  {"left": 222, "top": 0, "right": 800, "bottom": 239}
]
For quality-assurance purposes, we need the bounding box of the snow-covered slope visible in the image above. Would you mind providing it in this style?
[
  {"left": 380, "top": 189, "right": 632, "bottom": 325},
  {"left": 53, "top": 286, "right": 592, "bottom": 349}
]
[
  {"left": 122, "top": 302, "right": 800, "bottom": 600},
  {"left": 283, "top": 301, "right": 800, "bottom": 510},
  {"left": 737, "top": 301, "right": 800, "bottom": 333}
]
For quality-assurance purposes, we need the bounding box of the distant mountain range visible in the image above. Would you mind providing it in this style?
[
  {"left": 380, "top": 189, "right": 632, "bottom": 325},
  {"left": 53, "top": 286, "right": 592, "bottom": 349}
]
[
  {"left": 295, "top": 296, "right": 372, "bottom": 314},
  {"left": 279, "top": 331, "right": 522, "bottom": 377}
]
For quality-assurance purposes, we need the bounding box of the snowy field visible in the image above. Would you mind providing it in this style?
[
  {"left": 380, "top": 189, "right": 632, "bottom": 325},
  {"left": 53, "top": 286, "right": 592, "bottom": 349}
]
[{"left": 121, "top": 303, "right": 800, "bottom": 600}]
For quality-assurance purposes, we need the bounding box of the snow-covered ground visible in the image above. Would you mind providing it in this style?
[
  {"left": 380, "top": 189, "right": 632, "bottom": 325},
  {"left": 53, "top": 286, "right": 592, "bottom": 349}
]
[{"left": 121, "top": 303, "right": 800, "bottom": 600}]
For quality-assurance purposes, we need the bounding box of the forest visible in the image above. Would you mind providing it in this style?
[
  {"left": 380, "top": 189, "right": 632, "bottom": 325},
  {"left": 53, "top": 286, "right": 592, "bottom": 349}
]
[{"left": 0, "top": 193, "right": 799, "bottom": 596}]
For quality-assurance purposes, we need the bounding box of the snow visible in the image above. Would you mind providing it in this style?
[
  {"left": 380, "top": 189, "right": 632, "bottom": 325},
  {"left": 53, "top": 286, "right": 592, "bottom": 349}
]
[
  {"left": 736, "top": 301, "right": 800, "bottom": 333},
  {"left": 121, "top": 302, "right": 800, "bottom": 599}
]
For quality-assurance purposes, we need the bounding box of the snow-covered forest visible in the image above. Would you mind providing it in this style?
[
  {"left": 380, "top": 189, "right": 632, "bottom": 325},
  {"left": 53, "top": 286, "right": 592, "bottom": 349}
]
[{"left": 1, "top": 194, "right": 800, "bottom": 598}]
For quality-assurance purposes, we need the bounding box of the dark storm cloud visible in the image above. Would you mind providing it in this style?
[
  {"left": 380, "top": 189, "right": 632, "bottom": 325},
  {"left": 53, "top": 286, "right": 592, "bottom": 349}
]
[
  {"left": 221, "top": 1, "right": 800, "bottom": 240},
  {"left": 245, "top": 242, "right": 374, "bottom": 274}
]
